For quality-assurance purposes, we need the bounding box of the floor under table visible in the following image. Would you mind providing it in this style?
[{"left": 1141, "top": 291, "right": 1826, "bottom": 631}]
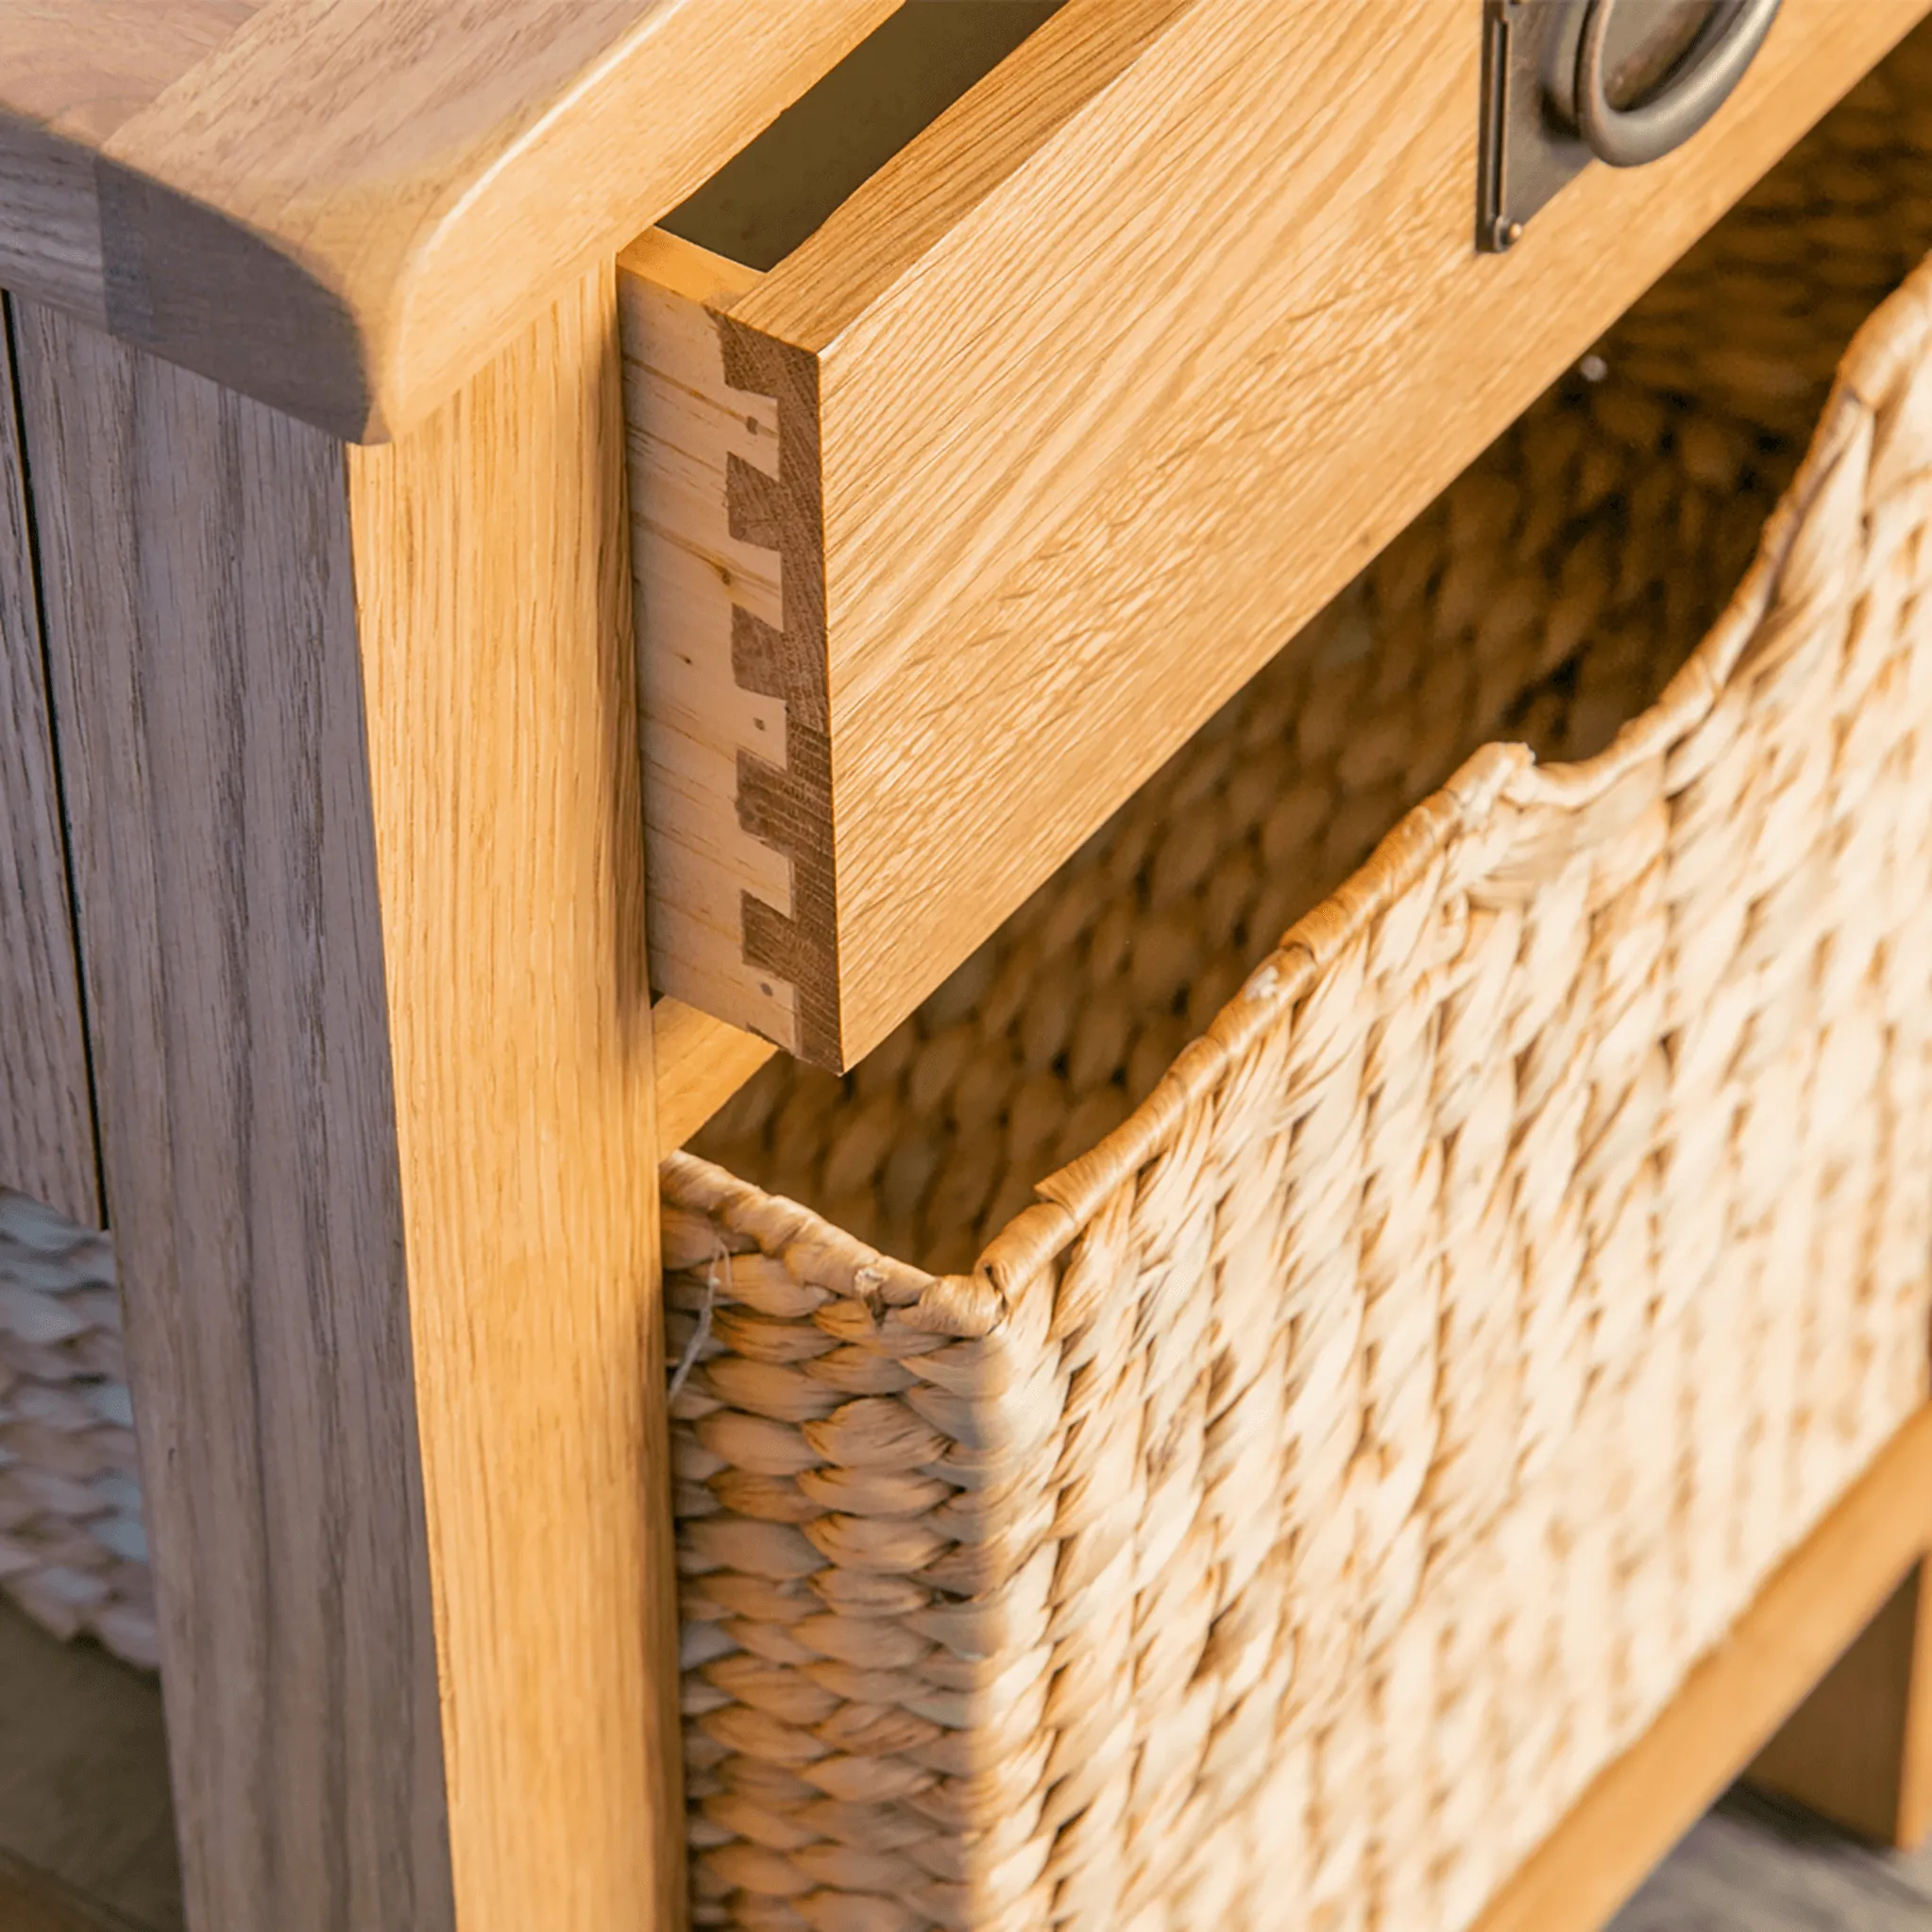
[
  {"left": 0, "top": 1601, "right": 178, "bottom": 1932},
  {"left": 1614, "top": 1785, "right": 1932, "bottom": 1929}
]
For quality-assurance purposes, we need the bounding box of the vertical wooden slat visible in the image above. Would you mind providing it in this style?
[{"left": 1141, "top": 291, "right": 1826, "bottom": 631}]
[
  {"left": 1751, "top": 1561, "right": 1932, "bottom": 1848},
  {"left": 11, "top": 261, "right": 676, "bottom": 1932},
  {"left": 0, "top": 293, "right": 97, "bottom": 1227},
  {"left": 346, "top": 259, "right": 683, "bottom": 1932}
]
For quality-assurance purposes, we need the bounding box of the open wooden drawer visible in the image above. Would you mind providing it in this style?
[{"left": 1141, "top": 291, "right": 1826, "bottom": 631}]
[{"left": 623, "top": 0, "right": 1932, "bottom": 1070}]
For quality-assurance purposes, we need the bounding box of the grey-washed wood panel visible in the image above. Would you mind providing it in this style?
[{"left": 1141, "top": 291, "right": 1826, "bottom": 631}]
[
  {"left": 9, "top": 298, "right": 454, "bottom": 1932},
  {"left": 0, "top": 293, "right": 97, "bottom": 1227}
]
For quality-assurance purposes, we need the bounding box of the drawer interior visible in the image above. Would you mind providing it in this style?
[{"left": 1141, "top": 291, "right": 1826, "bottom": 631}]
[{"left": 691, "top": 23, "right": 1932, "bottom": 1275}]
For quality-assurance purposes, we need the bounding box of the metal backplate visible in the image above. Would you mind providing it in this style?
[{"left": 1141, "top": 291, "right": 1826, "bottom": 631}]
[{"left": 1478, "top": 0, "right": 1721, "bottom": 252}]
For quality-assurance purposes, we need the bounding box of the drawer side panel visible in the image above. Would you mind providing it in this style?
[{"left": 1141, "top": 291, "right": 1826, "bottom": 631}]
[{"left": 623, "top": 233, "right": 845, "bottom": 1064}]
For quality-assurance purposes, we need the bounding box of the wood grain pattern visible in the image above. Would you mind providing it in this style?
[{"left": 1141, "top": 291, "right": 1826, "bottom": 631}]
[
  {"left": 624, "top": 0, "right": 1932, "bottom": 1069},
  {"left": 0, "top": 4, "right": 263, "bottom": 321},
  {"left": 1750, "top": 1563, "right": 1932, "bottom": 1848},
  {"left": 660, "top": 1, "right": 1066, "bottom": 274},
  {"left": 0, "top": 3, "right": 262, "bottom": 142},
  {"left": 1470, "top": 1407, "right": 1932, "bottom": 1932},
  {"left": 622, "top": 233, "right": 803, "bottom": 1053},
  {"left": 85, "top": 0, "right": 900, "bottom": 440},
  {"left": 11, "top": 296, "right": 454, "bottom": 1932},
  {"left": 621, "top": 229, "right": 845, "bottom": 1062},
  {"left": 0, "top": 127, "right": 109, "bottom": 324},
  {"left": 652, "top": 997, "right": 773, "bottom": 1151},
  {"left": 344, "top": 258, "right": 682, "bottom": 1932},
  {"left": 11, "top": 269, "right": 677, "bottom": 1932},
  {"left": 0, "top": 296, "right": 97, "bottom": 1228}
]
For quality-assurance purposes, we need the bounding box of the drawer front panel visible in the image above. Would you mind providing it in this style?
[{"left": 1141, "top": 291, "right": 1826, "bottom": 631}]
[
  {"left": 625, "top": 0, "right": 1931, "bottom": 1069},
  {"left": 0, "top": 293, "right": 97, "bottom": 1225}
]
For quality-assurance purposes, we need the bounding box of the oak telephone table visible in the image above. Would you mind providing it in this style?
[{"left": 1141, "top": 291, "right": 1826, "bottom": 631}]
[{"left": 5, "top": 3, "right": 1932, "bottom": 1930}]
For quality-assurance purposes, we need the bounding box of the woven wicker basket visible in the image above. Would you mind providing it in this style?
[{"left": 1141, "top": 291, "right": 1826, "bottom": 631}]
[{"left": 670, "top": 44, "right": 1932, "bottom": 1932}]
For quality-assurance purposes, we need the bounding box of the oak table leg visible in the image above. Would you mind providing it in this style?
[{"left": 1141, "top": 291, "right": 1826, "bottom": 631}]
[
  {"left": 1750, "top": 1557, "right": 1932, "bottom": 1848},
  {"left": 8, "top": 266, "right": 681, "bottom": 1932}
]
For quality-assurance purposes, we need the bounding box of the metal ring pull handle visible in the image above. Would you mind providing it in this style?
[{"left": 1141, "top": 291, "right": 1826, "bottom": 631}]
[{"left": 1575, "top": 0, "right": 1782, "bottom": 167}]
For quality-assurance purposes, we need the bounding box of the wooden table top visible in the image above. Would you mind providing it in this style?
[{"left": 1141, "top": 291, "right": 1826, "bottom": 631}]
[
  {"left": 0, "top": 0, "right": 896, "bottom": 439},
  {"left": 0, "top": 3, "right": 262, "bottom": 144}
]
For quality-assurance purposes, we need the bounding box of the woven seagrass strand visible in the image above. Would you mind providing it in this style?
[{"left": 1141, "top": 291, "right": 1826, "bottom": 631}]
[
  {"left": 0, "top": 1190, "right": 157, "bottom": 1669},
  {"left": 668, "top": 33, "right": 1932, "bottom": 1932}
]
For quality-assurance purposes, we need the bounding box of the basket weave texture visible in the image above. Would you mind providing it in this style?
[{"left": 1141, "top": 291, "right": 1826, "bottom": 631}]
[
  {"left": 0, "top": 1190, "right": 157, "bottom": 1668},
  {"left": 670, "top": 51, "right": 1932, "bottom": 1932}
]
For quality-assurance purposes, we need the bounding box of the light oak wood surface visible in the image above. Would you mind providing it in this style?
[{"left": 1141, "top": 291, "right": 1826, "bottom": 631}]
[
  {"left": 344, "top": 259, "right": 682, "bottom": 1932},
  {"left": 11, "top": 269, "right": 679, "bottom": 1932},
  {"left": 661, "top": 1, "right": 1065, "bottom": 274},
  {"left": 652, "top": 997, "right": 773, "bottom": 1152},
  {"left": 1470, "top": 1405, "right": 1932, "bottom": 1932},
  {"left": 0, "top": 297, "right": 97, "bottom": 1228},
  {"left": 622, "top": 233, "right": 802, "bottom": 1051},
  {"left": 0, "top": 2, "right": 262, "bottom": 142},
  {"left": 0, "top": 0, "right": 900, "bottom": 438},
  {"left": 624, "top": 0, "right": 1932, "bottom": 1068},
  {"left": 1751, "top": 1562, "right": 1932, "bottom": 1848}
]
